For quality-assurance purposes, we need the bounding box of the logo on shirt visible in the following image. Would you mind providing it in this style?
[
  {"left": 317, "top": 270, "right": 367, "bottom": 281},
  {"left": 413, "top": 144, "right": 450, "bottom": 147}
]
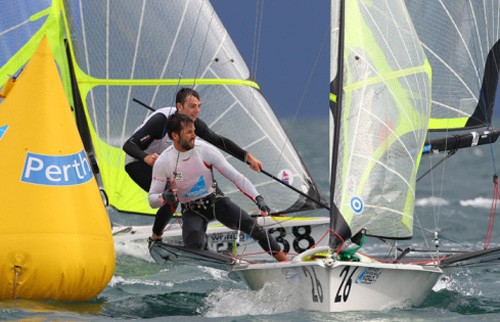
[
  {"left": 183, "top": 175, "right": 209, "bottom": 198},
  {"left": 21, "top": 150, "right": 93, "bottom": 186}
]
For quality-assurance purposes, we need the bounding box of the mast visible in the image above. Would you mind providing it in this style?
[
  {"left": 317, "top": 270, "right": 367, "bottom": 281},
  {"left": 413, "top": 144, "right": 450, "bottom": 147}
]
[
  {"left": 329, "top": 0, "right": 351, "bottom": 248},
  {"left": 64, "top": 39, "right": 100, "bottom": 176}
]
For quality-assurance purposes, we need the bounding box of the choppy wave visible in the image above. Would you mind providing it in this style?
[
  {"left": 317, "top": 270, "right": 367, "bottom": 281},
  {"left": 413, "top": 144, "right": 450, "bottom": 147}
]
[
  {"left": 415, "top": 196, "right": 449, "bottom": 207},
  {"left": 459, "top": 197, "right": 494, "bottom": 208},
  {"left": 415, "top": 196, "right": 496, "bottom": 209}
]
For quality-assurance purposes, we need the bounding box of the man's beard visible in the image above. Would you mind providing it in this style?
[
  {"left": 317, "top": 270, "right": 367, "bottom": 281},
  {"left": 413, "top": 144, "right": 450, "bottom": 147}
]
[{"left": 179, "top": 137, "right": 194, "bottom": 150}]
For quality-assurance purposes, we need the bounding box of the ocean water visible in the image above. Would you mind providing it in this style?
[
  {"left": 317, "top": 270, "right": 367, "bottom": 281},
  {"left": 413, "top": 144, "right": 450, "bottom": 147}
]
[{"left": 2, "top": 118, "right": 500, "bottom": 321}]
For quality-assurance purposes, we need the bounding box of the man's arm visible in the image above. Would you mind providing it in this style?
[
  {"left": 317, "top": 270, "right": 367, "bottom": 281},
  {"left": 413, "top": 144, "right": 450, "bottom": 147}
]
[
  {"left": 208, "top": 146, "right": 271, "bottom": 215},
  {"left": 204, "top": 143, "right": 260, "bottom": 200},
  {"left": 148, "top": 153, "right": 170, "bottom": 208},
  {"left": 122, "top": 113, "right": 168, "bottom": 162},
  {"left": 195, "top": 119, "right": 262, "bottom": 171}
]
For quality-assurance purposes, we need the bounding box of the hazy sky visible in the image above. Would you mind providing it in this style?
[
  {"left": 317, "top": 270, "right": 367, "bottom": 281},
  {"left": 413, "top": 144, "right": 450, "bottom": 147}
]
[{"left": 211, "top": 0, "right": 330, "bottom": 119}]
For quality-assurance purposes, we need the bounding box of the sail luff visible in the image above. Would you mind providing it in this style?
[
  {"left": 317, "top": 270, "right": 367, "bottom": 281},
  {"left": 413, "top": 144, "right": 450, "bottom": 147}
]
[{"left": 329, "top": 0, "right": 352, "bottom": 247}]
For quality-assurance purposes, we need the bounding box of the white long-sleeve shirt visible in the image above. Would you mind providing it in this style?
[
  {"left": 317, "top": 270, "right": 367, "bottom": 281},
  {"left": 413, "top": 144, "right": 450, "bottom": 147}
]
[{"left": 148, "top": 140, "right": 259, "bottom": 208}]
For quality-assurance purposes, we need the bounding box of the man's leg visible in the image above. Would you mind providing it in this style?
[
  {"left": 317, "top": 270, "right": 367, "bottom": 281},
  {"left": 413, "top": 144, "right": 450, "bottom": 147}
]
[
  {"left": 125, "top": 161, "right": 174, "bottom": 244},
  {"left": 152, "top": 202, "right": 177, "bottom": 238},
  {"left": 213, "top": 198, "right": 288, "bottom": 261},
  {"left": 182, "top": 209, "right": 209, "bottom": 249}
]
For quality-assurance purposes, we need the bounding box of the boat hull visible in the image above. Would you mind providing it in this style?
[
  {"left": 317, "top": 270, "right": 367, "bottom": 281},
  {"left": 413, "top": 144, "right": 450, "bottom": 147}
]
[{"left": 229, "top": 248, "right": 442, "bottom": 312}]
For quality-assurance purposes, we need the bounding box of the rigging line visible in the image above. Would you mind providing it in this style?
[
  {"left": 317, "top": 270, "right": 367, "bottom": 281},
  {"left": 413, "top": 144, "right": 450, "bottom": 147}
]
[
  {"left": 251, "top": 0, "right": 264, "bottom": 78},
  {"left": 193, "top": 0, "right": 215, "bottom": 85},
  {"left": 271, "top": 26, "right": 330, "bottom": 179},
  {"left": 483, "top": 176, "right": 499, "bottom": 249},
  {"left": 413, "top": 225, "right": 476, "bottom": 250},
  {"left": 178, "top": 0, "right": 205, "bottom": 88},
  {"left": 416, "top": 149, "right": 456, "bottom": 182}
]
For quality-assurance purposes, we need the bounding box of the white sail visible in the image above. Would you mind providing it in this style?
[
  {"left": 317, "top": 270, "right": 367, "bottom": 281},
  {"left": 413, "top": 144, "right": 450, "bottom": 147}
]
[
  {"left": 329, "top": 0, "right": 431, "bottom": 240},
  {"left": 61, "top": 0, "right": 323, "bottom": 216},
  {"left": 406, "top": 1, "right": 500, "bottom": 130}
]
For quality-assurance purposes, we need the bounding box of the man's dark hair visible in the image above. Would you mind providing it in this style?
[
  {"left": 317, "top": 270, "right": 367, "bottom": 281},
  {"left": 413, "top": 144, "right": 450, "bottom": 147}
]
[
  {"left": 167, "top": 113, "right": 194, "bottom": 140},
  {"left": 176, "top": 87, "right": 200, "bottom": 105}
]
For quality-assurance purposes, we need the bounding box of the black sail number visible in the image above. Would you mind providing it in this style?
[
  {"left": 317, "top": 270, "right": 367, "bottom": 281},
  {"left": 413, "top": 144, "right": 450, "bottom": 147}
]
[
  {"left": 334, "top": 266, "right": 359, "bottom": 303},
  {"left": 268, "top": 227, "right": 290, "bottom": 253},
  {"left": 303, "top": 267, "right": 323, "bottom": 303},
  {"left": 292, "top": 225, "right": 315, "bottom": 253}
]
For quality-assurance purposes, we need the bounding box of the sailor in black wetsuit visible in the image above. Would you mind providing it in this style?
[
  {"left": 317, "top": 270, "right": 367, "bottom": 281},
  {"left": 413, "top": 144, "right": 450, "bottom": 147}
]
[{"left": 122, "top": 88, "right": 262, "bottom": 247}]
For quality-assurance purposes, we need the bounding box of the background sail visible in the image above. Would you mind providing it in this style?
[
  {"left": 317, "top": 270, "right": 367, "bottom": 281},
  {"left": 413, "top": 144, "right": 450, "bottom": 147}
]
[
  {"left": 0, "top": 1, "right": 70, "bottom": 90},
  {"left": 61, "top": 0, "right": 323, "bottom": 215},
  {"left": 330, "top": 0, "right": 431, "bottom": 239},
  {"left": 406, "top": 1, "right": 500, "bottom": 131}
]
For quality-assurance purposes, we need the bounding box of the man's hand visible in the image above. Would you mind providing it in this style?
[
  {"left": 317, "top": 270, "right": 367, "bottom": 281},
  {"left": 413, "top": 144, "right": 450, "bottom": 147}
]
[
  {"left": 246, "top": 153, "right": 262, "bottom": 172},
  {"left": 161, "top": 181, "right": 177, "bottom": 204},
  {"left": 144, "top": 153, "right": 159, "bottom": 166},
  {"left": 255, "top": 195, "right": 271, "bottom": 216}
]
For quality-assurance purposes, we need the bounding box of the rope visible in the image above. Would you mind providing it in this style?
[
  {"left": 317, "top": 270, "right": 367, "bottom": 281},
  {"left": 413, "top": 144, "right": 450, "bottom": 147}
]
[
  {"left": 12, "top": 265, "right": 21, "bottom": 299},
  {"left": 483, "top": 175, "right": 499, "bottom": 249}
]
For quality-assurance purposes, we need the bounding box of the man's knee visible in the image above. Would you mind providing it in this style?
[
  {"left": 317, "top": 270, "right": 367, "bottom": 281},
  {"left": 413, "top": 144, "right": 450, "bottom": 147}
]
[
  {"left": 249, "top": 224, "right": 268, "bottom": 241},
  {"left": 184, "top": 231, "right": 207, "bottom": 249}
]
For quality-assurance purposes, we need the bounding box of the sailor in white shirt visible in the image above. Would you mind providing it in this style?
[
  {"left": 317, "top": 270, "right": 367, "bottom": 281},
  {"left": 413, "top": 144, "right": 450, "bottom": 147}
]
[{"left": 148, "top": 113, "right": 288, "bottom": 262}]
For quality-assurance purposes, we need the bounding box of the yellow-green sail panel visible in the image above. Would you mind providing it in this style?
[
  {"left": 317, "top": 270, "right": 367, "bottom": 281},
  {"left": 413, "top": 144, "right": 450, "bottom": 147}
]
[{"left": 330, "top": 0, "right": 431, "bottom": 239}]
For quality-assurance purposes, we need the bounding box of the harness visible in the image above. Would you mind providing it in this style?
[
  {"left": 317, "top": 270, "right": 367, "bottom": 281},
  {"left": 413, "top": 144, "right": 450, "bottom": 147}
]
[{"left": 181, "top": 182, "right": 225, "bottom": 211}]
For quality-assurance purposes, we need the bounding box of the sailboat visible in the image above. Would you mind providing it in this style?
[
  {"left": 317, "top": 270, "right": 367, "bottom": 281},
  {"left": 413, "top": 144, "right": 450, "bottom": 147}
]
[
  {"left": 228, "top": 0, "right": 500, "bottom": 312},
  {"left": 0, "top": 0, "right": 329, "bottom": 260}
]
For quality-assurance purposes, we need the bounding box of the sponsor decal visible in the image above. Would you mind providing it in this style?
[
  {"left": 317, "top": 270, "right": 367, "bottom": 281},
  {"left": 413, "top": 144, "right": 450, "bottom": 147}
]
[
  {"left": 208, "top": 232, "right": 245, "bottom": 242},
  {"left": 355, "top": 267, "right": 382, "bottom": 285},
  {"left": 277, "top": 169, "right": 294, "bottom": 185},
  {"left": 208, "top": 231, "right": 246, "bottom": 253},
  {"left": 184, "top": 175, "right": 209, "bottom": 198},
  {"left": 21, "top": 150, "right": 93, "bottom": 186},
  {"left": 350, "top": 196, "right": 364, "bottom": 214}
]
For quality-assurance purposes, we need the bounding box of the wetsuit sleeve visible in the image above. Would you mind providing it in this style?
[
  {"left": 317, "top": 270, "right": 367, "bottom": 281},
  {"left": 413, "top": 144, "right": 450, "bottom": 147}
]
[
  {"left": 195, "top": 119, "right": 247, "bottom": 162},
  {"left": 148, "top": 153, "right": 170, "bottom": 208},
  {"left": 204, "top": 144, "right": 259, "bottom": 200},
  {"left": 122, "top": 114, "right": 168, "bottom": 160}
]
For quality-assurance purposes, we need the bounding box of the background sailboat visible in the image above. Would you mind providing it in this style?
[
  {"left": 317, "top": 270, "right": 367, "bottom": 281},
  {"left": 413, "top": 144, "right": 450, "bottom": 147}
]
[
  {"left": 1, "top": 0, "right": 330, "bottom": 259},
  {"left": 60, "top": 0, "right": 324, "bottom": 218}
]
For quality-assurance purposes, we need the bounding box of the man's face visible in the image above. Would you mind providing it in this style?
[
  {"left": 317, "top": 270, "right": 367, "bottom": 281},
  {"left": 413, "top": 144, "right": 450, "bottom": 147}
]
[
  {"left": 177, "top": 94, "right": 201, "bottom": 120},
  {"left": 177, "top": 122, "right": 196, "bottom": 151}
]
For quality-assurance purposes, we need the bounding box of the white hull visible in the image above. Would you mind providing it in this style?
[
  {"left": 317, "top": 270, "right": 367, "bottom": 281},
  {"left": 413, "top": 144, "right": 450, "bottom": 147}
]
[
  {"left": 229, "top": 246, "right": 443, "bottom": 312},
  {"left": 113, "top": 216, "right": 330, "bottom": 260}
]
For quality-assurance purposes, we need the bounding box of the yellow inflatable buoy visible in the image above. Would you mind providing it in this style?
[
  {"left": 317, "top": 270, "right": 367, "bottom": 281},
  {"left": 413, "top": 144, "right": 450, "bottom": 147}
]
[{"left": 0, "top": 36, "right": 115, "bottom": 301}]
